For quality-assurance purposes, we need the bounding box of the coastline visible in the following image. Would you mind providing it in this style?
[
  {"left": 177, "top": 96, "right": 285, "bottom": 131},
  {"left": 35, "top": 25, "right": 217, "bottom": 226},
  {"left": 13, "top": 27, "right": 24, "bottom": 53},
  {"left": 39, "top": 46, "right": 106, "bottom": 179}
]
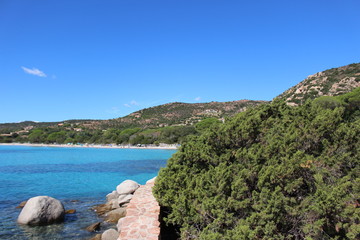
[{"left": 0, "top": 142, "right": 178, "bottom": 150}]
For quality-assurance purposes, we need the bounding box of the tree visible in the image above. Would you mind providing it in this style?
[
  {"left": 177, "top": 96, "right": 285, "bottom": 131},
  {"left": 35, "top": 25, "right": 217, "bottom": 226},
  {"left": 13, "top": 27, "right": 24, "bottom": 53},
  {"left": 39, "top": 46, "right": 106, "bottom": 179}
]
[{"left": 154, "top": 89, "right": 360, "bottom": 239}]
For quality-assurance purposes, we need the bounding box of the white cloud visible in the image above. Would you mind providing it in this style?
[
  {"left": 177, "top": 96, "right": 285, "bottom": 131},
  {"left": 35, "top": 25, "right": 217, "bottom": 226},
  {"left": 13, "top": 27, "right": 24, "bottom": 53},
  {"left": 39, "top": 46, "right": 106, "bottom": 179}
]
[
  {"left": 21, "top": 66, "right": 47, "bottom": 77},
  {"left": 107, "top": 107, "right": 121, "bottom": 114},
  {"left": 124, "top": 100, "right": 139, "bottom": 108},
  {"left": 130, "top": 100, "right": 138, "bottom": 106},
  {"left": 195, "top": 97, "right": 201, "bottom": 101}
]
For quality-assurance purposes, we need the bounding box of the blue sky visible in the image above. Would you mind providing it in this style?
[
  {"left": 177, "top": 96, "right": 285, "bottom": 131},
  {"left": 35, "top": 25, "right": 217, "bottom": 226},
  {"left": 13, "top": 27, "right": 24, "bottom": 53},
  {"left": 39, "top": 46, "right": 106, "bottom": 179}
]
[{"left": 1, "top": 0, "right": 359, "bottom": 123}]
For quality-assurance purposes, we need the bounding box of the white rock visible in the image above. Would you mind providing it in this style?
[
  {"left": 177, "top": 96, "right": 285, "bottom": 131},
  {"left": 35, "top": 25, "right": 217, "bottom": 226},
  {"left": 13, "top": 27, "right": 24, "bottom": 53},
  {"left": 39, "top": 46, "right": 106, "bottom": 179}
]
[
  {"left": 117, "top": 194, "right": 133, "bottom": 205},
  {"left": 110, "top": 199, "right": 120, "bottom": 209},
  {"left": 17, "top": 196, "right": 65, "bottom": 225},
  {"left": 116, "top": 180, "right": 139, "bottom": 195},
  {"left": 106, "top": 190, "right": 119, "bottom": 202},
  {"left": 102, "top": 228, "right": 119, "bottom": 240}
]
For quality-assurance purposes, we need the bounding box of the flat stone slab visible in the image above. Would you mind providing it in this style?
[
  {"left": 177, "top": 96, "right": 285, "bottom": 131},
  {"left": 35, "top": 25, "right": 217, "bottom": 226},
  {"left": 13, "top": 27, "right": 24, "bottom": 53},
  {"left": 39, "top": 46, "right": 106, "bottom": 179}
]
[{"left": 118, "top": 178, "right": 160, "bottom": 240}]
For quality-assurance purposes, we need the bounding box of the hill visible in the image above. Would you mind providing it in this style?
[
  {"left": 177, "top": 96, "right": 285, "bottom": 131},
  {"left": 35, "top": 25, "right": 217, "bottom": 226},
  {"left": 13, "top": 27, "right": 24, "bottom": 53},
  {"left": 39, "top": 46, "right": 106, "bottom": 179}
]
[
  {"left": 91, "top": 100, "right": 267, "bottom": 129},
  {"left": 277, "top": 63, "right": 360, "bottom": 106},
  {"left": 0, "top": 100, "right": 266, "bottom": 144}
]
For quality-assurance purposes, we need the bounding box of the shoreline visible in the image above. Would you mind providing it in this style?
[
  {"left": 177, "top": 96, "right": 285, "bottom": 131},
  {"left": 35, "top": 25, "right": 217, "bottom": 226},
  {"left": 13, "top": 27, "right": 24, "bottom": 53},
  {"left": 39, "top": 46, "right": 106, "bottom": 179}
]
[{"left": 0, "top": 142, "right": 178, "bottom": 150}]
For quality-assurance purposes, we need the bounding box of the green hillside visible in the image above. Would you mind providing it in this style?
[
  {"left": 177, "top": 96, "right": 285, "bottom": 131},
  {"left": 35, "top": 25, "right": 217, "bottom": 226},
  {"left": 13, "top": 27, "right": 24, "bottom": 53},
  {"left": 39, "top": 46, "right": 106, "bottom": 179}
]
[{"left": 0, "top": 100, "right": 265, "bottom": 144}]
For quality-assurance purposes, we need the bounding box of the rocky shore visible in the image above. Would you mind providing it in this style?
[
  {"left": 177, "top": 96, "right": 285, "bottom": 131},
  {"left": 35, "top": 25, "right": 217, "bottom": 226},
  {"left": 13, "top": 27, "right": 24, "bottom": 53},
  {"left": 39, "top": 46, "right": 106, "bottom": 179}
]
[
  {"left": 90, "top": 177, "right": 161, "bottom": 240},
  {"left": 17, "top": 178, "right": 162, "bottom": 240}
]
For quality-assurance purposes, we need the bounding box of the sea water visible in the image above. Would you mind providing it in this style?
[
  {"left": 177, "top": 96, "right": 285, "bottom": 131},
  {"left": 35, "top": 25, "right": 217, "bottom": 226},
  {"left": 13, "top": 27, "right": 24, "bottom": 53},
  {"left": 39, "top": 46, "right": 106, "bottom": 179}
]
[{"left": 0, "top": 145, "right": 176, "bottom": 240}]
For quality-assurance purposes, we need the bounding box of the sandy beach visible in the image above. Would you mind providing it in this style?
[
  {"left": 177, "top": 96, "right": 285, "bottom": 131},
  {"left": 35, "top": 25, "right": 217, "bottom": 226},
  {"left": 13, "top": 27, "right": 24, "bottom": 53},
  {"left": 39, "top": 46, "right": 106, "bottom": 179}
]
[{"left": 0, "top": 143, "right": 178, "bottom": 150}]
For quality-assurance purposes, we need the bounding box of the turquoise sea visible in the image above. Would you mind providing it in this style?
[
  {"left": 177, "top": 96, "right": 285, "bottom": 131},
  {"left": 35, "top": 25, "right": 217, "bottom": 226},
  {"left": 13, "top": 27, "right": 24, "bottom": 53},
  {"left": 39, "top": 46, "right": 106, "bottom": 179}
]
[{"left": 0, "top": 145, "right": 176, "bottom": 240}]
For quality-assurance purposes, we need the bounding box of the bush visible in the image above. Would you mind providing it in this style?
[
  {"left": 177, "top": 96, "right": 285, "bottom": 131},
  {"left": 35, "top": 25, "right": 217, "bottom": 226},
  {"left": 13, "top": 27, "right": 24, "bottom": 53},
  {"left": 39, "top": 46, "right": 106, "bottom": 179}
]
[{"left": 154, "top": 90, "right": 360, "bottom": 239}]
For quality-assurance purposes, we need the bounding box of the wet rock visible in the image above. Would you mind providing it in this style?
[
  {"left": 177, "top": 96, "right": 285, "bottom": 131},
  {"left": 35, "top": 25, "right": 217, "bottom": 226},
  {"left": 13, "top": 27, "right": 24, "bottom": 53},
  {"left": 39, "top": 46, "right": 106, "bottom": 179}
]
[
  {"left": 101, "top": 228, "right": 119, "bottom": 240},
  {"left": 65, "top": 209, "right": 76, "bottom": 214},
  {"left": 88, "top": 233, "right": 102, "bottom": 240},
  {"left": 93, "top": 203, "right": 112, "bottom": 216},
  {"left": 17, "top": 196, "right": 65, "bottom": 225},
  {"left": 16, "top": 201, "right": 27, "bottom": 209},
  {"left": 105, "top": 208, "right": 126, "bottom": 223},
  {"left": 86, "top": 222, "right": 101, "bottom": 232}
]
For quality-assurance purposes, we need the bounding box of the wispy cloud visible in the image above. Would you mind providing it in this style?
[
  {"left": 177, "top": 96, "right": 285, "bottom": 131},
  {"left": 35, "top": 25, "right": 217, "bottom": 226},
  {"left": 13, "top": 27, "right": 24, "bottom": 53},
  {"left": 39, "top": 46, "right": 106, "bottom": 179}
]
[
  {"left": 124, "top": 100, "right": 139, "bottom": 108},
  {"left": 21, "top": 66, "right": 47, "bottom": 77},
  {"left": 107, "top": 107, "right": 121, "bottom": 114},
  {"left": 130, "top": 100, "right": 139, "bottom": 106},
  {"left": 195, "top": 97, "right": 201, "bottom": 101}
]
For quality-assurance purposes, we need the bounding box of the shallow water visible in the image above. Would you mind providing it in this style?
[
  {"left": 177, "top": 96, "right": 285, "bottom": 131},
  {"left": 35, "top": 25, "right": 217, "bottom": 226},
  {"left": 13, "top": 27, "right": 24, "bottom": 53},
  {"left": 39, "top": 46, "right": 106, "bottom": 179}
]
[{"left": 0, "top": 145, "right": 176, "bottom": 239}]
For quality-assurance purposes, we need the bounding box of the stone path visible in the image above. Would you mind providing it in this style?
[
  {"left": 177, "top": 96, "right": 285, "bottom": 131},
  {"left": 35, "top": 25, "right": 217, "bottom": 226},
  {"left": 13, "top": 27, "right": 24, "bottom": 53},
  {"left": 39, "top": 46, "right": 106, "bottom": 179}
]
[{"left": 117, "top": 178, "right": 160, "bottom": 240}]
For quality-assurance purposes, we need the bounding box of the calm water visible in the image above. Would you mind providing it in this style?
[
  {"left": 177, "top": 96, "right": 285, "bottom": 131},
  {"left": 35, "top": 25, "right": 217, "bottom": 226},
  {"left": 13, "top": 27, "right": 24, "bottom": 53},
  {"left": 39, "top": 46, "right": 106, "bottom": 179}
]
[{"left": 0, "top": 145, "right": 176, "bottom": 240}]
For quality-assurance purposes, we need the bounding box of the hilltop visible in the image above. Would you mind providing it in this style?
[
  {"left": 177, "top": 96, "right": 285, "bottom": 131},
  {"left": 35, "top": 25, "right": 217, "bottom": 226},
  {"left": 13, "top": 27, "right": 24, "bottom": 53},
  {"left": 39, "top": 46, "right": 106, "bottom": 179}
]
[
  {"left": 91, "top": 100, "right": 267, "bottom": 129},
  {"left": 277, "top": 63, "right": 360, "bottom": 105}
]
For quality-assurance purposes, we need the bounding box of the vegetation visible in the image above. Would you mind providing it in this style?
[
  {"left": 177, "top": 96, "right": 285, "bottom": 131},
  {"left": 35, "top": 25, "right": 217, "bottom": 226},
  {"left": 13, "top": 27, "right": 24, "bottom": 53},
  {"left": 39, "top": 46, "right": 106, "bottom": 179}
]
[
  {"left": 0, "top": 100, "right": 264, "bottom": 145},
  {"left": 154, "top": 88, "right": 360, "bottom": 239},
  {"left": 278, "top": 63, "right": 360, "bottom": 106}
]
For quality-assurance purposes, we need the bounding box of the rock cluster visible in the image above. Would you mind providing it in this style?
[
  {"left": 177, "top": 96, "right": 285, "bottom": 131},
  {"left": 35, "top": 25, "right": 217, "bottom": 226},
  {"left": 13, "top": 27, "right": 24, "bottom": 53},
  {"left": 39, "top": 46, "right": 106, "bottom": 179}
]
[
  {"left": 89, "top": 179, "right": 141, "bottom": 240},
  {"left": 15, "top": 179, "right": 160, "bottom": 240}
]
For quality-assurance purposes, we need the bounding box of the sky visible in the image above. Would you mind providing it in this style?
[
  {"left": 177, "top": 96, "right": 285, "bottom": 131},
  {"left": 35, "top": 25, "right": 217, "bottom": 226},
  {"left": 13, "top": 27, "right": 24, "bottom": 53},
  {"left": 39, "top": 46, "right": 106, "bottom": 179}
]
[{"left": 1, "top": 0, "right": 359, "bottom": 123}]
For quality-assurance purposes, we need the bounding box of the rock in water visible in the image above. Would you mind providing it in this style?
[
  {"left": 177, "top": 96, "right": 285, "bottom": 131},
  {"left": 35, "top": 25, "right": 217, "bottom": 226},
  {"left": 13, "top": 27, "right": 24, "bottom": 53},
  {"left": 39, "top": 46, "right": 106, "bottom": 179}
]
[
  {"left": 102, "top": 228, "right": 119, "bottom": 240},
  {"left": 17, "top": 196, "right": 65, "bottom": 225},
  {"left": 105, "top": 208, "right": 126, "bottom": 223},
  {"left": 16, "top": 201, "right": 27, "bottom": 209},
  {"left": 65, "top": 209, "right": 76, "bottom": 214},
  {"left": 86, "top": 222, "right": 101, "bottom": 232},
  {"left": 88, "top": 233, "right": 102, "bottom": 240},
  {"left": 116, "top": 180, "right": 140, "bottom": 195}
]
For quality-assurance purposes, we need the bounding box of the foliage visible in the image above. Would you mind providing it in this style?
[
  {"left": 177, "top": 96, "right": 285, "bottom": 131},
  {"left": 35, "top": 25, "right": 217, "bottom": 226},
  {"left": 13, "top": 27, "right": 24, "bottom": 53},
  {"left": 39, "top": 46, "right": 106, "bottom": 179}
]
[
  {"left": 278, "top": 63, "right": 360, "bottom": 106},
  {"left": 153, "top": 88, "right": 360, "bottom": 239}
]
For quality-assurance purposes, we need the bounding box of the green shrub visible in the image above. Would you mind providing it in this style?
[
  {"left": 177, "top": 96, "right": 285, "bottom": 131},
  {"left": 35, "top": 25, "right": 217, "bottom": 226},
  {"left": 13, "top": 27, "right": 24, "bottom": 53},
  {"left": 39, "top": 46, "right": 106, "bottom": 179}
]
[{"left": 154, "top": 90, "right": 360, "bottom": 239}]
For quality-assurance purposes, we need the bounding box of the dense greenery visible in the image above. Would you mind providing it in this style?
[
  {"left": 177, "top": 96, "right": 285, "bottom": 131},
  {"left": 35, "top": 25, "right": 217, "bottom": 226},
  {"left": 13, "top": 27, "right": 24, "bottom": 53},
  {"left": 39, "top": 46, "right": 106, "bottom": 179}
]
[
  {"left": 0, "top": 124, "right": 199, "bottom": 145},
  {"left": 154, "top": 88, "right": 360, "bottom": 239}
]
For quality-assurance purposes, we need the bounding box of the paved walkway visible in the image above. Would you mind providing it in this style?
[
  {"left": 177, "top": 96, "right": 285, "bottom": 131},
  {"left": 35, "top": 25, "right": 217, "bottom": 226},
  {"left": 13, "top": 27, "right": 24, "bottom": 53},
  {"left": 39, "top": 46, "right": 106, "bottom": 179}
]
[{"left": 117, "top": 178, "right": 160, "bottom": 240}]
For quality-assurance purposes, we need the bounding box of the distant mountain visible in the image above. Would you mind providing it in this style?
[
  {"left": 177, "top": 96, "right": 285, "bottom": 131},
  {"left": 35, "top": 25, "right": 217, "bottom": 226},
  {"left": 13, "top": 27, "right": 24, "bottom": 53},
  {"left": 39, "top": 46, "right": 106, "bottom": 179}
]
[
  {"left": 277, "top": 63, "right": 360, "bottom": 106},
  {"left": 0, "top": 100, "right": 266, "bottom": 133},
  {"left": 84, "top": 100, "right": 268, "bottom": 129}
]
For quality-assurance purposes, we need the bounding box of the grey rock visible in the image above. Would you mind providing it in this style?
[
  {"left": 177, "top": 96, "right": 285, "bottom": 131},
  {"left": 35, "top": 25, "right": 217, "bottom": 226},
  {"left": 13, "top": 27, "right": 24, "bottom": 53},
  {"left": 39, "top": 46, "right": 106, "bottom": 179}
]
[
  {"left": 105, "top": 208, "right": 126, "bottom": 223},
  {"left": 116, "top": 180, "right": 139, "bottom": 195},
  {"left": 118, "top": 194, "right": 133, "bottom": 206},
  {"left": 109, "top": 199, "right": 120, "bottom": 209},
  {"left": 101, "top": 228, "right": 119, "bottom": 240},
  {"left": 106, "top": 190, "right": 119, "bottom": 202},
  {"left": 17, "top": 196, "right": 65, "bottom": 225}
]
